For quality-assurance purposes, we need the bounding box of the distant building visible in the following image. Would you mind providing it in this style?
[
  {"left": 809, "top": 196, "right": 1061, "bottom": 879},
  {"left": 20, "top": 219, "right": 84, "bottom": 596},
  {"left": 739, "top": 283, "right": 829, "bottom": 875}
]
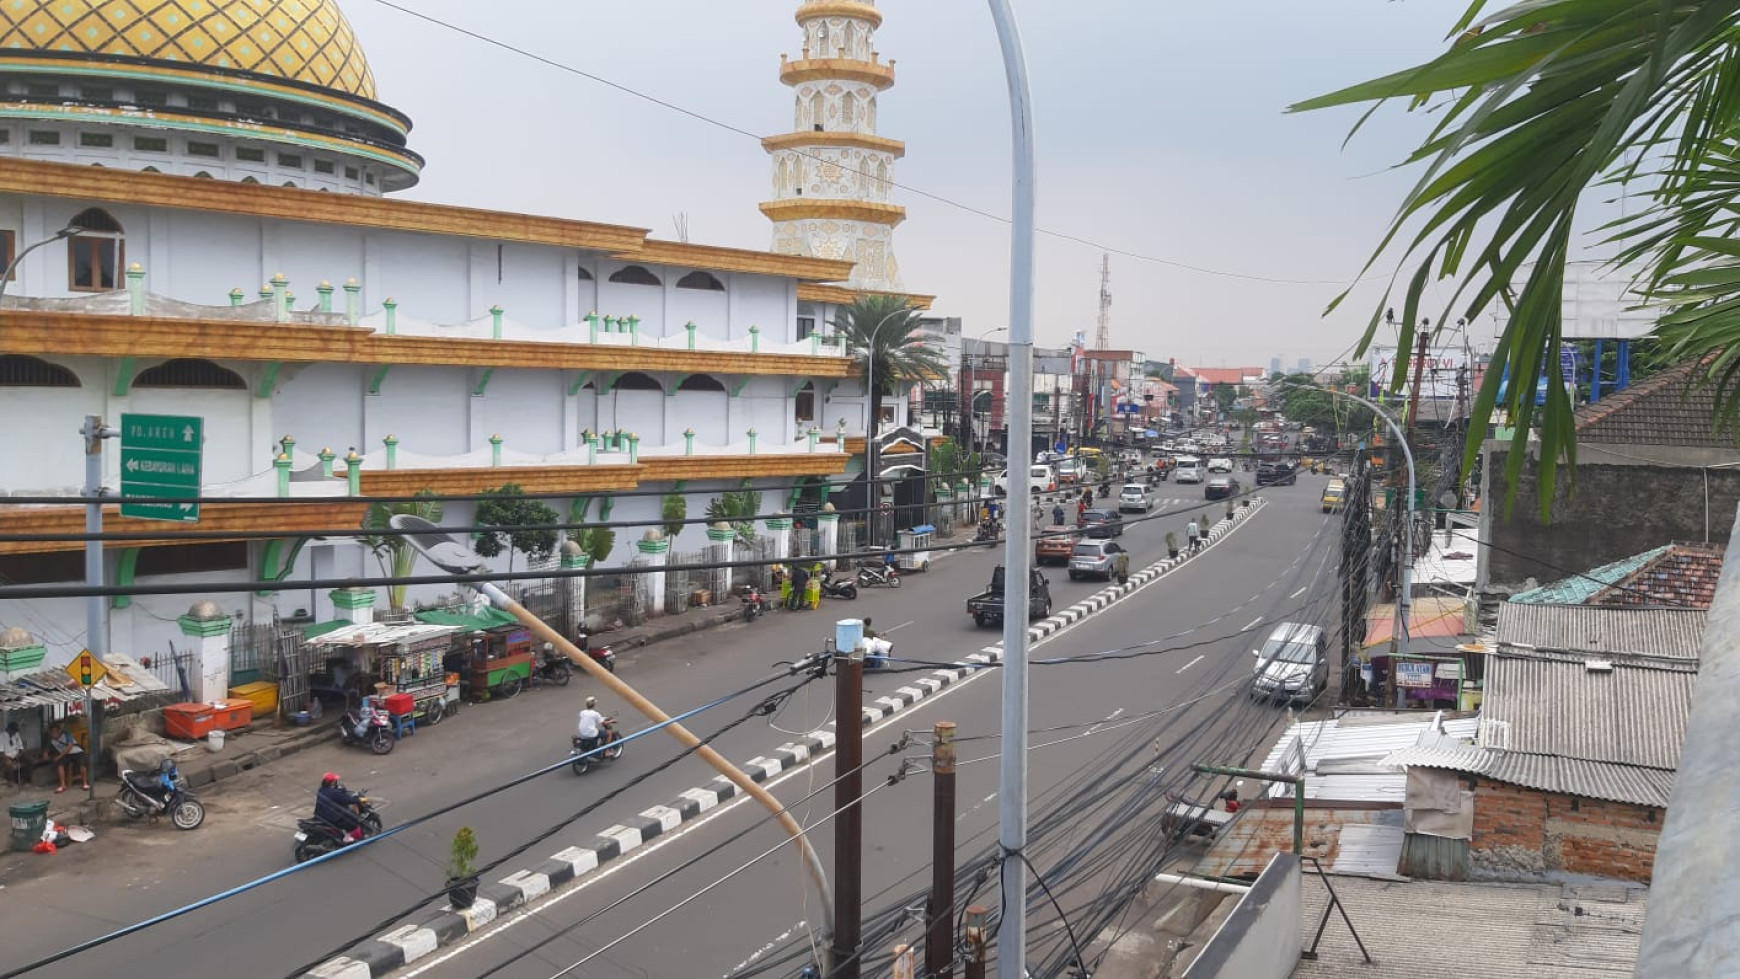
[
  {"left": 1297, "top": 357, "right": 1313, "bottom": 374},
  {"left": 1270, "top": 356, "right": 1283, "bottom": 377}
]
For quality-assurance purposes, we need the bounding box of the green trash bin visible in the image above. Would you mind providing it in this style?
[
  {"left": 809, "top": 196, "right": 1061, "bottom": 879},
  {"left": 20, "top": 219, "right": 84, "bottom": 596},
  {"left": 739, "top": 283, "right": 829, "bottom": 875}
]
[{"left": 9, "top": 800, "right": 48, "bottom": 852}]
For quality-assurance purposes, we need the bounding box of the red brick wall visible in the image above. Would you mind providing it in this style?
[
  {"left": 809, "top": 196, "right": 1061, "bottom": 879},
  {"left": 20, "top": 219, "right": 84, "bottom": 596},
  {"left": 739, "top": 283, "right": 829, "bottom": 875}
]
[{"left": 1468, "top": 777, "right": 1662, "bottom": 882}]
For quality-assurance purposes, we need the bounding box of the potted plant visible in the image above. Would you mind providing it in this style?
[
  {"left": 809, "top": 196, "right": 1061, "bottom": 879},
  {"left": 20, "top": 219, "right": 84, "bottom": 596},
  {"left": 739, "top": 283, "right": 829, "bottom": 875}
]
[{"left": 447, "top": 825, "right": 480, "bottom": 909}]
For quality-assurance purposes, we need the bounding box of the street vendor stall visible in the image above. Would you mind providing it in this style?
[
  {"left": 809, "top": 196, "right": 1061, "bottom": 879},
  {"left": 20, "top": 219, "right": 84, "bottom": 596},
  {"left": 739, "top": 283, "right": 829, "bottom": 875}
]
[
  {"left": 414, "top": 607, "right": 534, "bottom": 702},
  {"left": 306, "top": 622, "right": 459, "bottom": 723}
]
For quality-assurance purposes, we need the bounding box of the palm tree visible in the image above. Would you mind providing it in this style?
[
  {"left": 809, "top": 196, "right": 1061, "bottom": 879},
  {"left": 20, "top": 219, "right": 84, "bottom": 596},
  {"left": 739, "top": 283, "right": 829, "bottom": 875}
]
[
  {"left": 830, "top": 294, "right": 947, "bottom": 448},
  {"left": 362, "top": 490, "right": 443, "bottom": 611},
  {"left": 1293, "top": 1, "right": 1740, "bottom": 513}
]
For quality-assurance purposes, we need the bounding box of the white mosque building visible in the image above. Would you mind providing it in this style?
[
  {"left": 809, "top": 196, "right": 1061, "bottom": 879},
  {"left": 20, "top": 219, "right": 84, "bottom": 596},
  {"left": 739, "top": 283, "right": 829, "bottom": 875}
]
[{"left": 0, "top": 0, "right": 930, "bottom": 670}]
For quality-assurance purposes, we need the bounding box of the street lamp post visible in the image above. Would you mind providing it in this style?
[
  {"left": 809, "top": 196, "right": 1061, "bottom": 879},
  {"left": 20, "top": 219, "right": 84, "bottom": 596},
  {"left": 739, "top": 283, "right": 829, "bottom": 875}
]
[
  {"left": 0, "top": 224, "right": 82, "bottom": 304},
  {"left": 986, "top": 2, "right": 1037, "bottom": 976},
  {"left": 1279, "top": 379, "right": 1416, "bottom": 654}
]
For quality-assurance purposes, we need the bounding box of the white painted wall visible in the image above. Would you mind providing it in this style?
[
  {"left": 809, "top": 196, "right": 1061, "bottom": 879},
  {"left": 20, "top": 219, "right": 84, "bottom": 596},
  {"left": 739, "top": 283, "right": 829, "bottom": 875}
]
[
  {"left": 479, "top": 369, "right": 566, "bottom": 456},
  {"left": 371, "top": 366, "right": 471, "bottom": 457},
  {"left": 275, "top": 364, "right": 366, "bottom": 455}
]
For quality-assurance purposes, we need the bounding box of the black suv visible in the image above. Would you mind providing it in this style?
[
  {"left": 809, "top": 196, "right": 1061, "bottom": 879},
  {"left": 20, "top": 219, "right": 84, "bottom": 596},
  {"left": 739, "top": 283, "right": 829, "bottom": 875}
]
[
  {"left": 1079, "top": 508, "right": 1125, "bottom": 538},
  {"left": 1255, "top": 460, "right": 1297, "bottom": 486}
]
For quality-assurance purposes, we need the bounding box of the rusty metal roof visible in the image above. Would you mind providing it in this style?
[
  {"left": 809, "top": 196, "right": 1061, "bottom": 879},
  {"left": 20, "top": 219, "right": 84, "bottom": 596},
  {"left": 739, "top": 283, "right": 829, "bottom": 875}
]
[{"left": 0, "top": 652, "right": 167, "bottom": 711}]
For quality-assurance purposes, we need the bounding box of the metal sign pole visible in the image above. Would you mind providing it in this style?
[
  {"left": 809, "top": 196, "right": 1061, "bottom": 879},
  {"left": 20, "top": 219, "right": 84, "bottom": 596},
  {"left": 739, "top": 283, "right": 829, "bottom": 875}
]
[{"left": 82, "top": 415, "right": 115, "bottom": 802}]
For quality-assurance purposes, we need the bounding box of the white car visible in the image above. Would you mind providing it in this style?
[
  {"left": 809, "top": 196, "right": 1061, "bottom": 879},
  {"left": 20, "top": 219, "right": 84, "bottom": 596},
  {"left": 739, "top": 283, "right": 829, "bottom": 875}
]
[
  {"left": 1207, "top": 457, "right": 1235, "bottom": 473},
  {"left": 996, "top": 465, "right": 1056, "bottom": 496},
  {"left": 1118, "top": 483, "right": 1151, "bottom": 513},
  {"left": 1174, "top": 456, "right": 1204, "bottom": 484}
]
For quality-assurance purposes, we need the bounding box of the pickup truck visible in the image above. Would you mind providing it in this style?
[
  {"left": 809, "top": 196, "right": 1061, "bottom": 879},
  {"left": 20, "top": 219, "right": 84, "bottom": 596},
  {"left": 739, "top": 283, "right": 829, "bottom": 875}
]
[{"left": 967, "top": 565, "right": 1054, "bottom": 628}]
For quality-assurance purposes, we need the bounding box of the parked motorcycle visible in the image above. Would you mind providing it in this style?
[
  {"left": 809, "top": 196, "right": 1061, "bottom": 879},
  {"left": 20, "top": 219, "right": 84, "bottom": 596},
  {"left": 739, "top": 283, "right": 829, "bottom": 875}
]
[
  {"left": 338, "top": 701, "right": 395, "bottom": 755},
  {"left": 114, "top": 759, "right": 205, "bottom": 831},
  {"left": 741, "top": 583, "right": 774, "bottom": 622},
  {"left": 856, "top": 563, "right": 902, "bottom": 589},
  {"left": 576, "top": 630, "right": 617, "bottom": 673},
  {"left": 292, "top": 794, "right": 383, "bottom": 863},
  {"left": 529, "top": 644, "right": 573, "bottom": 688},
  {"left": 820, "top": 574, "right": 859, "bottom": 601},
  {"left": 571, "top": 720, "right": 626, "bottom": 775}
]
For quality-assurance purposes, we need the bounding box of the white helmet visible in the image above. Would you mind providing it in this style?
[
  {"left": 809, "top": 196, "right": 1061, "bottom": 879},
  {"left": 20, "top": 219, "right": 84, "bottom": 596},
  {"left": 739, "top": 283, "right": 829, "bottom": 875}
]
[{"left": 585, "top": 696, "right": 597, "bottom": 708}]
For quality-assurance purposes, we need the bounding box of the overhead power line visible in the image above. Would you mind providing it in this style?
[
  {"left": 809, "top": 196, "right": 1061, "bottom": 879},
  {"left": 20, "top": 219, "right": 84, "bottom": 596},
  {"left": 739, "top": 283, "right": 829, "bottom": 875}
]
[{"left": 363, "top": 0, "right": 1368, "bottom": 288}]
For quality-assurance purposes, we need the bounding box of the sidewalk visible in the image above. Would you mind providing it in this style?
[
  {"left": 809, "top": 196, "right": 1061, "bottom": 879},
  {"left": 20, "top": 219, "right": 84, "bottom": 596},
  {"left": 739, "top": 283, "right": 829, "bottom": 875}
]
[{"left": 4, "top": 599, "right": 754, "bottom": 841}]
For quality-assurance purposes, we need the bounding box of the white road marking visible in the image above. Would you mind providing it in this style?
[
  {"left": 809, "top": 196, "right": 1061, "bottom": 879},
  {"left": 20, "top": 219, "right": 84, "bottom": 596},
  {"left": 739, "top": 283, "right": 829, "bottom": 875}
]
[
  {"left": 1289, "top": 586, "right": 1308, "bottom": 599},
  {"left": 1176, "top": 654, "right": 1205, "bottom": 674},
  {"left": 399, "top": 502, "right": 1276, "bottom": 977},
  {"left": 1241, "top": 616, "right": 1263, "bottom": 631},
  {"left": 884, "top": 620, "right": 915, "bottom": 634}
]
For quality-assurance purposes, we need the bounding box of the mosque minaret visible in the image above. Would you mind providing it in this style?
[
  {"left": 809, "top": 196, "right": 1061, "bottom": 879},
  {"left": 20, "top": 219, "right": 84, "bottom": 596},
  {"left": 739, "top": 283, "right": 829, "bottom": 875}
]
[{"left": 760, "top": 0, "right": 904, "bottom": 292}]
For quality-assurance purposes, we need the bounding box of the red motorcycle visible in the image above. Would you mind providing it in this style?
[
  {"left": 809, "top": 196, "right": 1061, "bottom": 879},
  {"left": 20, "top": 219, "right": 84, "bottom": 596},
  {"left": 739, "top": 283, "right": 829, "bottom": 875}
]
[
  {"left": 741, "top": 584, "right": 774, "bottom": 622},
  {"left": 576, "top": 630, "right": 616, "bottom": 673}
]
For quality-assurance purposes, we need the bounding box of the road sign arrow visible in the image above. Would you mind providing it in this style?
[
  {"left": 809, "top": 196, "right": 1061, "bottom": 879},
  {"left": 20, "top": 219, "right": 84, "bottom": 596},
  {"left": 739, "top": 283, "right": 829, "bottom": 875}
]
[
  {"left": 125, "top": 458, "right": 138, "bottom": 472},
  {"left": 183, "top": 425, "right": 196, "bottom": 443}
]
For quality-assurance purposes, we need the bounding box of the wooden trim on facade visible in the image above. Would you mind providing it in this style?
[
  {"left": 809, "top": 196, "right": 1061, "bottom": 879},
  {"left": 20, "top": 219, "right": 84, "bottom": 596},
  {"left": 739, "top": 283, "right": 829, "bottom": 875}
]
[
  {"left": 0, "top": 160, "right": 853, "bottom": 282},
  {"left": 360, "top": 466, "right": 642, "bottom": 498},
  {"left": 2, "top": 311, "right": 857, "bottom": 377},
  {"left": 795, "top": 283, "right": 935, "bottom": 309},
  {"left": 760, "top": 131, "right": 906, "bottom": 159},
  {"left": 0, "top": 500, "right": 364, "bottom": 556},
  {"left": 639, "top": 454, "right": 848, "bottom": 481},
  {"left": 778, "top": 58, "right": 896, "bottom": 90},
  {"left": 760, "top": 199, "right": 906, "bottom": 227}
]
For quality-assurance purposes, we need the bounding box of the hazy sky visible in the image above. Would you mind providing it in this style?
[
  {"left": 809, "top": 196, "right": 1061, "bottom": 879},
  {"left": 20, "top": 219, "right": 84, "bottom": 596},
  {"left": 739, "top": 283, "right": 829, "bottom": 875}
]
[{"left": 344, "top": 0, "right": 1476, "bottom": 368}]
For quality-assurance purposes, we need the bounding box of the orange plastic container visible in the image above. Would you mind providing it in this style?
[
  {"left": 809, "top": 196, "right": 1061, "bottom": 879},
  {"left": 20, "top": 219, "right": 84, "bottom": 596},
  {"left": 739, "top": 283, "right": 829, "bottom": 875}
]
[
  {"left": 162, "top": 703, "right": 216, "bottom": 740},
  {"left": 210, "top": 700, "right": 253, "bottom": 731}
]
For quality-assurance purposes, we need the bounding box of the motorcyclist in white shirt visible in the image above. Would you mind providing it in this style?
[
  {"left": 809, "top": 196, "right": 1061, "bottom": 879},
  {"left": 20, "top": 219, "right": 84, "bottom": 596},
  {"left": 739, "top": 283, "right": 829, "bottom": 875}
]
[{"left": 575, "top": 697, "right": 607, "bottom": 754}]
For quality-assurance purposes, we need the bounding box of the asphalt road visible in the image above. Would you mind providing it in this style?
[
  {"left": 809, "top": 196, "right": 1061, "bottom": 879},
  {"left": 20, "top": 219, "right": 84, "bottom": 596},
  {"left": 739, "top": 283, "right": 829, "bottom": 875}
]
[
  {"left": 0, "top": 478, "right": 1292, "bottom": 978},
  {"left": 398, "top": 483, "right": 1340, "bottom": 979}
]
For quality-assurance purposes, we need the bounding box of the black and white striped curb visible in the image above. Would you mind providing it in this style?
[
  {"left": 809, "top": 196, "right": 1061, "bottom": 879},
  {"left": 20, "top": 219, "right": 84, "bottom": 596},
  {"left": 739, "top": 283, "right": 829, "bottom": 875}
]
[{"left": 304, "top": 499, "right": 1267, "bottom": 979}]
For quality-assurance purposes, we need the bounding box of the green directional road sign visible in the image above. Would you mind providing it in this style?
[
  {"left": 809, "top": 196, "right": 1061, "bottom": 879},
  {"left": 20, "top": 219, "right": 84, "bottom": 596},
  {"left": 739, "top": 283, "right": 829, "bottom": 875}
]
[{"left": 120, "top": 413, "right": 203, "bottom": 522}]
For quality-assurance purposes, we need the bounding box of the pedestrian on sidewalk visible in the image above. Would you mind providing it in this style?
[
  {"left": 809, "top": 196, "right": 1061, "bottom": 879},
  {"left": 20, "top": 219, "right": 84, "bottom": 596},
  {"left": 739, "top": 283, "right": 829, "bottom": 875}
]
[
  {"left": 46, "top": 723, "right": 86, "bottom": 793},
  {"left": 1186, "top": 520, "right": 1201, "bottom": 554},
  {"left": 1031, "top": 501, "right": 1043, "bottom": 532},
  {"left": 2, "top": 722, "right": 25, "bottom": 789}
]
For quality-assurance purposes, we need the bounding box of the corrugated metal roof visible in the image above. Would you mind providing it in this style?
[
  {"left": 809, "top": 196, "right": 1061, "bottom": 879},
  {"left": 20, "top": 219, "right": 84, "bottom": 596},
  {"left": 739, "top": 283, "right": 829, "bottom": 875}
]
[
  {"left": 307, "top": 621, "right": 458, "bottom": 648},
  {"left": 1483, "top": 650, "right": 1696, "bottom": 769},
  {"left": 1494, "top": 604, "right": 1707, "bottom": 658},
  {"left": 1484, "top": 753, "right": 1675, "bottom": 809},
  {"left": 1258, "top": 713, "right": 1480, "bottom": 803},
  {"left": 0, "top": 652, "right": 167, "bottom": 711},
  {"left": 1332, "top": 821, "right": 1404, "bottom": 875}
]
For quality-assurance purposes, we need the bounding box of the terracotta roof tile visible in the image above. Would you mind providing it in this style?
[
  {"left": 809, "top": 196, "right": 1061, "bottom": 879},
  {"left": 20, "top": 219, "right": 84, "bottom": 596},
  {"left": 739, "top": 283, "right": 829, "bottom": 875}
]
[
  {"left": 1574, "top": 359, "right": 1734, "bottom": 447},
  {"left": 1592, "top": 542, "right": 1725, "bottom": 610}
]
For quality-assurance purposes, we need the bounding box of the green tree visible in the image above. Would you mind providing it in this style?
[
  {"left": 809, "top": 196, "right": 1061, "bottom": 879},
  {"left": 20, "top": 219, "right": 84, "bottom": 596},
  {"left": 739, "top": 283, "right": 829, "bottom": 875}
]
[
  {"left": 474, "top": 483, "right": 559, "bottom": 572},
  {"left": 362, "top": 489, "right": 443, "bottom": 611},
  {"left": 706, "top": 488, "right": 762, "bottom": 542},
  {"left": 1212, "top": 385, "right": 1238, "bottom": 415},
  {"left": 829, "top": 294, "right": 947, "bottom": 445},
  {"left": 574, "top": 525, "right": 614, "bottom": 566},
  {"left": 1294, "top": 1, "right": 1740, "bottom": 512},
  {"left": 660, "top": 493, "right": 687, "bottom": 541}
]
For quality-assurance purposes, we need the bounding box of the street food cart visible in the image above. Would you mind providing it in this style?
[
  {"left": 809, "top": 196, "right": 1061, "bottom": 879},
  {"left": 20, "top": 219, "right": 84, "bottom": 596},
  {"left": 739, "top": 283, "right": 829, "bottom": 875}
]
[
  {"left": 897, "top": 525, "right": 935, "bottom": 572},
  {"left": 307, "top": 622, "right": 459, "bottom": 722},
  {"left": 465, "top": 627, "right": 535, "bottom": 700}
]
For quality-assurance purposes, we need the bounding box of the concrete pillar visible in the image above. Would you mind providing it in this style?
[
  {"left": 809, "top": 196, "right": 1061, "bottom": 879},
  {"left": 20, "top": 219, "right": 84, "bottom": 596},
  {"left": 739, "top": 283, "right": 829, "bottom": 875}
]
[
  {"left": 318, "top": 447, "right": 335, "bottom": 478},
  {"left": 490, "top": 433, "right": 504, "bottom": 467},
  {"left": 317, "top": 280, "right": 334, "bottom": 313},
  {"left": 636, "top": 533, "right": 670, "bottom": 617},
  {"left": 706, "top": 524, "right": 736, "bottom": 601},
  {"left": 490, "top": 304, "right": 504, "bottom": 340},
  {"left": 684, "top": 428, "right": 696, "bottom": 456},
  {"left": 344, "top": 278, "right": 361, "bottom": 326},
  {"left": 560, "top": 539, "right": 589, "bottom": 634},
  {"left": 384, "top": 433, "right": 398, "bottom": 470},
  {"left": 177, "top": 602, "right": 232, "bottom": 703},
  {"left": 126, "top": 263, "right": 146, "bottom": 315},
  {"left": 274, "top": 453, "right": 291, "bottom": 497},
  {"left": 343, "top": 450, "right": 362, "bottom": 495},
  {"left": 818, "top": 504, "right": 840, "bottom": 564},
  {"left": 270, "top": 272, "right": 289, "bottom": 323},
  {"left": 765, "top": 517, "right": 793, "bottom": 563},
  {"left": 330, "top": 587, "right": 377, "bottom": 625}
]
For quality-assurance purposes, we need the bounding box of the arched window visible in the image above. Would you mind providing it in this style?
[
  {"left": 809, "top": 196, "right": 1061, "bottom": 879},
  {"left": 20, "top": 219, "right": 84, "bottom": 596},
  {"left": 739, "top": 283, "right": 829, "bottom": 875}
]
[
  {"left": 676, "top": 271, "right": 725, "bottom": 292},
  {"left": 794, "top": 382, "right": 816, "bottom": 424},
  {"left": 614, "top": 371, "right": 663, "bottom": 392},
  {"left": 810, "top": 91, "right": 824, "bottom": 130},
  {"left": 281, "top": 181, "right": 298, "bottom": 188},
  {"left": 67, "top": 207, "right": 123, "bottom": 292},
  {"left": 576, "top": 265, "right": 595, "bottom": 281},
  {"left": 140, "top": 165, "right": 161, "bottom": 173},
  {"left": 840, "top": 93, "right": 856, "bottom": 128},
  {"left": 677, "top": 374, "right": 726, "bottom": 393},
  {"left": 608, "top": 265, "right": 661, "bottom": 287},
  {"left": 0, "top": 354, "right": 79, "bottom": 387},
  {"left": 193, "top": 171, "right": 213, "bottom": 179},
  {"left": 240, "top": 176, "right": 260, "bottom": 184},
  {"left": 134, "top": 358, "right": 246, "bottom": 390},
  {"left": 816, "top": 21, "right": 829, "bottom": 52},
  {"left": 842, "top": 22, "right": 856, "bottom": 56}
]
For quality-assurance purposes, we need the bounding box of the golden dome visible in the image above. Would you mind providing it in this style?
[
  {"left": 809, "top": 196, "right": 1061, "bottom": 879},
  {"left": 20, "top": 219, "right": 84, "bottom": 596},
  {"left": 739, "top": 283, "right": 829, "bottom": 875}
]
[{"left": 0, "top": 0, "right": 377, "bottom": 100}]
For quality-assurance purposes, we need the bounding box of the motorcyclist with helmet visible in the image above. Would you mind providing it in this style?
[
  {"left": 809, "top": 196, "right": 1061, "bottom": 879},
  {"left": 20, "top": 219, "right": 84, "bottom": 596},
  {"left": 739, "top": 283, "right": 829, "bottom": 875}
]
[{"left": 315, "top": 772, "right": 366, "bottom": 842}]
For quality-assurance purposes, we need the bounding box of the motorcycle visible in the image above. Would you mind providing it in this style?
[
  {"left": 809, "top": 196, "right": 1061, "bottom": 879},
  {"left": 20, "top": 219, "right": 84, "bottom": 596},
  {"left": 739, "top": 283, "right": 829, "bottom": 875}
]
[
  {"left": 856, "top": 563, "right": 902, "bottom": 589},
  {"left": 529, "top": 645, "right": 573, "bottom": 688},
  {"left": 820, "top": 574, "right": 859, "bottom": 600},
  {"left": 571, "top": 720, "right": 626, "bottom": 775},
  {"left": 741, "top": 583, "right": 774, "bottom": 622},
  {"left": 293, "top": 794, "right": 384, "bottom": 863},
  {"left": 576, "top": 630, "right": 617, "bottom": 674},
  {"left": 974, "top": 518, "right": 1002, "bottom": 545},
  {"left": 338, "top": 701, "right": 395, "bottom": 755},
  {"left": 115, "top": 759, "right": 205, "bottom": 831}
]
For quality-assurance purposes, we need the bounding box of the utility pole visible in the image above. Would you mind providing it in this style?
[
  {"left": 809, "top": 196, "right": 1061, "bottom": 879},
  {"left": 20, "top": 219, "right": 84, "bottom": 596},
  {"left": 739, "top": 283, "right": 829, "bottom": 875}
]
[
  {"left": 833, "top": 626, "right": 867, "bottom": 979},
  {"left": 81, "top": 415, "right": 116, "bottom": 803},
  {"left": 962, "top": 905, "right": 989, "bottom": 979},
  {"left": 1095, "top": 253, "right": 1112, "bottom": 351},
  {"left": 926, "top": 721, "right": 958, "bottom": 979}
]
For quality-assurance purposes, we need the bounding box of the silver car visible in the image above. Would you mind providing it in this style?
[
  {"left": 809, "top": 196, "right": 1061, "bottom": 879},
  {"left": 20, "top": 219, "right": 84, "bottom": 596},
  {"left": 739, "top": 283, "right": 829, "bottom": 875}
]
[
  {"left": 1068, "top": 540, "right": 1125, "bottom": 581},
  {"left": 1252, "top": 622, "right": 1329, "bottom": 704}
]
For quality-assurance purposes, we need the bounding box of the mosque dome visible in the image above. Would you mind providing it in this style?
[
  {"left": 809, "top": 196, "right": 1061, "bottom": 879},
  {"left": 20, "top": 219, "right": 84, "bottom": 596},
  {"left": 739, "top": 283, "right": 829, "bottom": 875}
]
[
  {"left": 0, "top": 0, "right": 420, "bottom": 193},
  {"left": 0, "top": 0, "right": 378, "bottom": 98}
]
